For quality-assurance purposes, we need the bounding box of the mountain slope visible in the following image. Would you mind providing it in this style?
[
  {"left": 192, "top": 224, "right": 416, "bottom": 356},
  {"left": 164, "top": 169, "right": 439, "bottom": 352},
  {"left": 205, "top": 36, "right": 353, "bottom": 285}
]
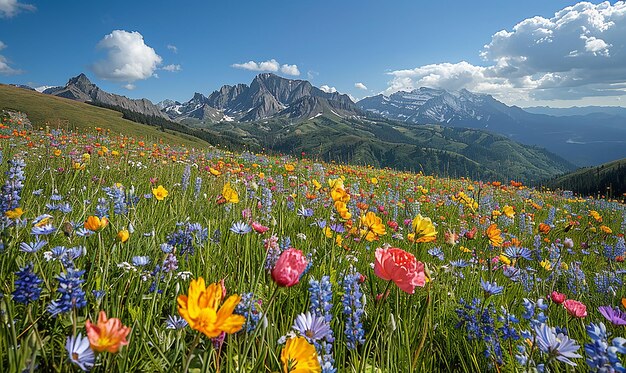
[
  {"left": 546, "top": 158, "right": 626, "bottom": 198},
  {"left": 46, "top": 74, "right": 167, "bottom": 119},
  {"left": 0, "top": 83, "right": 207, "bottom": 147},
  {"left": 358, "top": 88, "right": 626, "bottom": 166},
  {"left": 205, "top": 115, "right": 575, "bottom": 183}
]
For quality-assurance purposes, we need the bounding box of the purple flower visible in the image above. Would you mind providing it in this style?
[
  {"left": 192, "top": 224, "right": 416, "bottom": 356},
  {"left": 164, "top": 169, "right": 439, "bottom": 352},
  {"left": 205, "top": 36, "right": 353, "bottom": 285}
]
[
  {"left": 598, "top": 306, "right": 626, "bottom": 326},
  {"left": 293, "top": 311, "right": 332, "bottom": 343}
]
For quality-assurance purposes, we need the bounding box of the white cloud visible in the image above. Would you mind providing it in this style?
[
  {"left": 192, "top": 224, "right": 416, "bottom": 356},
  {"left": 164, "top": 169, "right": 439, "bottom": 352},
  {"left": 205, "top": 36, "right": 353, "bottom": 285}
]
[
  {"left": 162, "top": 64, "right": 181, "bottom": 72},
  {"left": 124, "top": 83, "right": 135, "bottom": 90},
  {"left": 0, "top": 41, "right": 21, "bottom": 75},
  {"left": 320, "top": 85, "right": 337, "bottom": 93},
  {"left": 385, "top": 1, "right": 626, "bottom": 104},
  {"left": 280, "top": 63, "right": 300, "bottom": 76},
  {"left": 92, "top": 30, "right": 163, "bottom": 83},
  {"left": 354, "top": 82, "right": 368, "bottom": 90},
  {"left": 232, "top": 58, "right": 300, "bottom": 76},
  {"left": 0, "top": 0, "right": 35, "bottom": 18},
  {"left": 167, "top": 44, "right": 178, "bottom": 54}
]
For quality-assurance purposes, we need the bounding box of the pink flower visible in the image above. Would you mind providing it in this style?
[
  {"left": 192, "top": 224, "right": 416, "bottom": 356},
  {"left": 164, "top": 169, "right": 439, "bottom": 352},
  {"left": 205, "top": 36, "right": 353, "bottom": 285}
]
[
  {"left": 252, "top": 221, "right": 269, "bottom": 234},
  {"left": 374, "top": 247, "right": 425, "bottom": 294},
  {"left": 550, "top": 291, "right": 566, "bottom": 304},
  {"left": 271, "top": 248, "right": 307, "bottom": 287},
  {"left": 564, "top": 299, "right": 587, "bottom": 318}
]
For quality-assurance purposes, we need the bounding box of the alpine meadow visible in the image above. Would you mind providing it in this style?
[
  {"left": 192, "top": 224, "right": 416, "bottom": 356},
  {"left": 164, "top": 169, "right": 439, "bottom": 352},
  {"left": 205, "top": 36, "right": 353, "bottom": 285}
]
[{"left": 2, "top": 1, "right": 626, "bottom": 372}]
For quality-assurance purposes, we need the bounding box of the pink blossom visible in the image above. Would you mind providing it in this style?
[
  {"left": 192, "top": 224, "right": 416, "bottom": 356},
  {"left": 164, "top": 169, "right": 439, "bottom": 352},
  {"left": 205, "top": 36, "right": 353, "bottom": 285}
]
[
  {"left": 374, "top": 247, "right": 425, "bottom": 294},
  {"left": 564, "top": 299, "right": 587, "bottom": 318},
  {"left": 550, "top": 291, "right": 566, "bottom": 304},
  {"left": 271, "top": 248, "right": 307, "bottom": 287},
  {"left": 251, "top": 221, "right": 269, "bottom": 234}
]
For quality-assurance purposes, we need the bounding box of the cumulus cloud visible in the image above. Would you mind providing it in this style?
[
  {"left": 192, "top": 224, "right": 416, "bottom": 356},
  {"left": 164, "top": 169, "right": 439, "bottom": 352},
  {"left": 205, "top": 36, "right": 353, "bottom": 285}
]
[
  {"left": 231, "top": 58, "right": 300, "bottom": 76},
  {"left": 319, "top": 85, "right": 337, "bottom": 93},
  {"left": 92, "top": 30, "right": 163, "bottom": 83},
  {"left": 385, "top": 2, "right": 626, "bottom": 104},
  {"left": 280, "top": 63, "right": 300, "bottom": 76},
  {"left": 167, "top": 44, "right": 178, "bottom": 54},
  {"left": 0, "top": 41, "right": 22, "bottom": 75},
  {"left": 123, "top": 83, "right": 135, "bottom": 90},
  {"left": 162, "top": 64, "right": 181, "bottom": 72},
  {"left": 354, "top": 82, "right": 368, "bottom": 90},
  {"left": 0, "top": 0, "right": 35, "bottom": 18}
]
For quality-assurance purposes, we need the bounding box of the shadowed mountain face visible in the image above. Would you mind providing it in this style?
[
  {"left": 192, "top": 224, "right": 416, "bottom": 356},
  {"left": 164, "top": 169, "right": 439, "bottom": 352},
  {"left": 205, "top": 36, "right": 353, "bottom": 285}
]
[
  {"left": 45, "top": 74, "right": 167, "bottom": 119},
  {"left": 358, "top": 88, "right": 626, "bottom": 166}
]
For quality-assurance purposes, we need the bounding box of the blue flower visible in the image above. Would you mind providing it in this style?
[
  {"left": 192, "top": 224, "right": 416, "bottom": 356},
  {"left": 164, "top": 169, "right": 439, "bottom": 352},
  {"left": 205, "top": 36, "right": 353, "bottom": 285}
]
[
  {"left": 534, "top": 323, "right": 581, "bottom": 366},
  {"left": 503, "top": 246, "right": 533, "bottom": 261},
  {"left": 12, "top": 263, "right": 42, "bottom": 305},
  {"left": 342, "top": 270, "right": 365, "bottom": 350},
  {"left": 234, "top": 292, "right": 263, "bottom": 333},
  {"left": 480, "top": 278, "right": 503, "bottom": 297},
  {"left": 165, "top": 315, "right": 188, "bottom": 330},
  {"left": 428, "top": 247, "right": 444, "bottom": 261},
  {"left": 66, "top": 333, "right": 95, "bottom": 371},
  {"left": 132, "top": 256, "right": 150, "bottom": 267},
  {"left": 293, "top": 311, "right": 332, "bottom": 343},
  {"left": 230, "top": 221, "right": 251, "bottom": 234},
  {"left": 48, "top": 268, "right": 87, "bottom": 316},
  {"left": 19, "top": 238, "right": 47, "bottom": 253}
]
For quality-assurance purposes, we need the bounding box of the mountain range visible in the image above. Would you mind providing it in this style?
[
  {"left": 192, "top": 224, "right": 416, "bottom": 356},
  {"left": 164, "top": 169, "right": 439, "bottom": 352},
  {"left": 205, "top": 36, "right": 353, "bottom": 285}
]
[
  {"left": 357, "top": 88, "right": 626, "bottom": 167},
  {"left": 16, "top": 72, "right": 626, "bottom": 171}
]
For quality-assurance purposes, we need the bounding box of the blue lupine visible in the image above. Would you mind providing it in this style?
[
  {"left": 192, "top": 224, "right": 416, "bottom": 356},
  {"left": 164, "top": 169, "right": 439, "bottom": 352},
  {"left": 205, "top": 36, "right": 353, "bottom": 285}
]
[
  {"left": 342, "top": 271, "right": 365, "bottom": 350},
  {"left": 585, "top": 322, "right": 626, "bottom": 372},
  {"left": 181, "top": 165, "right": 191, "bottom": 191},
  {"left": 12, "top": 263, "right": 42, "bottom": 305},
  {"left": 234, "top": 292, "right": 262, "bottom": 332},
  {"left": 48, "top": 268, "right": 87, "bottom": 316},
  {"left": 194, "top": 176, "right": 202, "bottom": 199},
  {"left": 0, "top": 158, "right": 26, "bottom": 215},
  {"left": 309, "top": 276, "right": 336, "bottom": 373}
]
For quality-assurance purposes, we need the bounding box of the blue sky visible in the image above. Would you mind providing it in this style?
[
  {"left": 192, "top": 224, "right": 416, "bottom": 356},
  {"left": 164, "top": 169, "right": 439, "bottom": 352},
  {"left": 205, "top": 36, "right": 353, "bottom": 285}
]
[{"left": 1, "top": 0, "right": 625, "bottom": 107}]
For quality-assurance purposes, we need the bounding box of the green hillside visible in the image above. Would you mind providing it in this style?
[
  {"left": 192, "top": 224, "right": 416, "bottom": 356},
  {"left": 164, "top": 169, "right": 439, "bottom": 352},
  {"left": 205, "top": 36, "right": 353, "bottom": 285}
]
[
  {"left": 205, "top": 116, "right": 576, "bottom": 183},
  {"left": 0, "top": 84, "right": 208, "bottom": 148},
  {"left": 546, "top": 158, "right": 626, "bottom": 199}
]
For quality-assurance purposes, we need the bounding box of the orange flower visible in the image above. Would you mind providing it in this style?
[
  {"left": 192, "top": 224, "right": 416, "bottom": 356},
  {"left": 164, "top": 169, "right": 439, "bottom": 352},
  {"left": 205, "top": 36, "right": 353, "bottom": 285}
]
[
  {"left": 177, "top": 277, "right": 245, "bottom": 338},
  {"left": 538, "top": 223, "right": 551, "bottom": 234},
  {"left": 5, "top": 207, "right": 24, "bottom": 219},
  {"left": 600, "top": 225, "right": 613, "bottom": 234},
  {"left": 284, "top": 164, "right": 295, "bottom": 172},
  {"left": 117, "top": 229, "right": 130, "bottom": 243},
  {"left": 486, "top": 224, "right": 503, "bottom": 247},
  {"left": 84, "top": 216, "right": 109, "bottom": 231},
  {"left": 85, "top": 311, "right": 131, "bottom": 353},
  {"left": 360, "top": 211, "right": 386, "bottom": 236}
]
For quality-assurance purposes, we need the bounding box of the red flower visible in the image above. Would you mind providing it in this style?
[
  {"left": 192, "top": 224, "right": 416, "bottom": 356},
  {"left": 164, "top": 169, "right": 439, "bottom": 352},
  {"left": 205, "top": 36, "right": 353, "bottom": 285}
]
[
  {"left": 271, "top": 248, "right": 307, "bottom": 287},
  {"left": 251, "top": 221, "right": 269, "bottom": 234},
  {"left": 550, "top": 291, "right": 566, "bottom": 304},
  {"left": 374, "top": 247, "right": 425, "bottom": 294},
  {"left": 464, "top": 227, "right": 478, "bottom": 240}
]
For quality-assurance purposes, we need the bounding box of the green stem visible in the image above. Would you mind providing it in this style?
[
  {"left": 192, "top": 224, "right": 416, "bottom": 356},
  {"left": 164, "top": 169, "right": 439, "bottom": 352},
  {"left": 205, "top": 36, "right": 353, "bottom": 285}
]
[{"left": 183, "top": 332, "right": 201, "bottom": 373}]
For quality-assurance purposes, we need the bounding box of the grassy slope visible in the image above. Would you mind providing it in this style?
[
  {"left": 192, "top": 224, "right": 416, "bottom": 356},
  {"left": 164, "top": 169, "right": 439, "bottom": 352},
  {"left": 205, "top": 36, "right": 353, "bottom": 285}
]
[{"left": 0, "top": 84, "right": 208, "bottom": 148}]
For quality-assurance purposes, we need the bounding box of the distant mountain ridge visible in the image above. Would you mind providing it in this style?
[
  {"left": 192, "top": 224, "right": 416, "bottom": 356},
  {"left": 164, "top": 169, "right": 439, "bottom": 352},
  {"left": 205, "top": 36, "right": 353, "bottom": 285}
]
[
  {"left": 45, "top": 74, "right": 167, "bottom": 119},
  {"left": 357, "top": 88, "right": 626, "bottom": 166},
  {"left": 161, "top": 73, "right": 359, "bottom": 125}
]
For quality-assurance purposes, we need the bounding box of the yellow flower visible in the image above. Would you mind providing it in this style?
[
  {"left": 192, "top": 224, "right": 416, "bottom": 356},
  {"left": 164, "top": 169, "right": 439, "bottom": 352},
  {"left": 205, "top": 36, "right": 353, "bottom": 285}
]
[
  {"left": 328, "top": 178, "right": 344, "bottom": 190},
  {"left": 117, "top": 229, "right": 130, "bottom": 243},
  {"left": 590, "top": 210, "right": 602, "bottom": 222},
  {"left": 84, "top": 216, "right": 109, "bottom": 231},
  {"left": 152, "top": 185, "right": 169, "bottom": 201},
  {"left": 53, "top": 149, "right": 62, "bottom": 156},
  {"left": 281, "top": 336, "right": 321, "bottom": 373},
  {"left": 330, "top": 187, "right": 349, "bottom": 203},
  {"left": 82, "top": 153, "right": 91, "bottom": 162},
  {"left": 222, "top": 182, "right": 239, "bottom": 204},
  {"left": 600, "top": 225, "right": 613, "bottom": 234},
  {"left": 499, "top": 254, "right": 512, "bottom": 266},
  {"left": 177, "top": 277, "right": 245, "bottom": 338},
  {"left": 540, "top": 259, "right": 552, "bottom": 271},
  {"left": 284, "top": 164, "right": 295, "bottom": 172},
  {"left": 486, "top": 224, "right": 503, "bottom": 247},
  {"left": 459, "top": 245, "right": 472, "bottom": 253},
  {"left": 503, "top": 205, "right": 515, "bottom": 218},
  {"left": 334, "top": 201, "right": 351, "bottom": 220},
  {"left": 312, "top": 179, "right": 322, "bottom": 191},
  {"left": 370, "top": 177, "right": 378, "bottom": 184},
  {"left": 411, "top": 214, "right": 437, "bottom": 243},
  {"left": 209, "top": 167, "right": 221, "bottom": 176},
  {"left": 5, "top": 207, "right": 24, "bottom": 219},
  {"left": 361, "top": 211, "right": 386, "bottom": 236},
  {"left": 111, "top": 150, "right": 120, "bottom": 157}
]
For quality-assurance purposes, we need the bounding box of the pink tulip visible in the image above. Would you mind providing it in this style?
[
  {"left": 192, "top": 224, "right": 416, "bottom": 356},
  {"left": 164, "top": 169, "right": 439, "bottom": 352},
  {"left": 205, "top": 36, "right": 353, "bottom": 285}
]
[
  {"left": 550, "top": 291, "right": 566, "bottom": 304},
  {"left": 271, "top": 248, "right": 307, "bottom": 287},
  {"left": 251, "top": 221, "right": 269, "bottom": 234},
  {"left": 374, "top": 247, "right": 425, "bottom": 294},
  {"left": 564, "top": 299, "right": 587, "bottom": 318}
]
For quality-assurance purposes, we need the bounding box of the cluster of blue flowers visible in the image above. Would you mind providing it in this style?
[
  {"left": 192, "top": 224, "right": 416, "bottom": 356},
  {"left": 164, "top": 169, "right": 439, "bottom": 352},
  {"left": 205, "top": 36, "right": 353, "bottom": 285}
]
[
  {"left": 309, "top": 276, "right": 336, "bottom": 373},
  {"left": 341, "top": 270, "right": 365, "bottom": 350},
  {"left": 234, "top": 292, "right": 263, "bottom": 333}
]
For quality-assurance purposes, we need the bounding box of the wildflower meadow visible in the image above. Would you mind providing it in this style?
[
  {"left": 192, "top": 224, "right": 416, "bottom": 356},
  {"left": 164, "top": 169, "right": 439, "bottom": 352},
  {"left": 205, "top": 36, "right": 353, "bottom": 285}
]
[{"left": 1, "top": 118, "right": 626, "bottom": 372}]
